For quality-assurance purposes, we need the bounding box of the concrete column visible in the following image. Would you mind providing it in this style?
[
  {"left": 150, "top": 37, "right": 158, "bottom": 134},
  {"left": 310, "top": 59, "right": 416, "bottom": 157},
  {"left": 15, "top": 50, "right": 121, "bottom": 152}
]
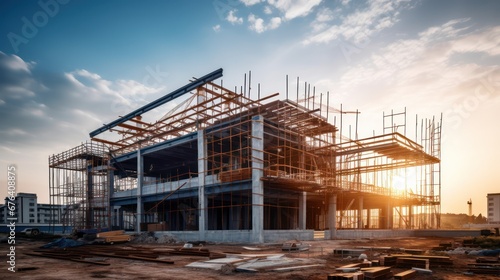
[
  {"left": 408, "top": 205, "right": 413, "bottom": 229},
  {"left": 198, "top": 130, "right": 207, "bottom": 239},
  {"left": 136, "top": 148, "right": 143, "bottom": 234},
  {"left": 299, "top": 191, "right": 306, "bottom": 230},
  {"left": 327, "top": 193, "right": 337, "bottom": 239},
  {"left": 386, "top": 201, "right": 393, "bottom": 229},
  {"left": 251, "top": 115, "right": 264, "bottom": 243},
  {"left": 358, "top": 196, "right": 364, "bottom": 229},
  {"left": 367, "top": 208, "right": 371, "bottom": 229}
]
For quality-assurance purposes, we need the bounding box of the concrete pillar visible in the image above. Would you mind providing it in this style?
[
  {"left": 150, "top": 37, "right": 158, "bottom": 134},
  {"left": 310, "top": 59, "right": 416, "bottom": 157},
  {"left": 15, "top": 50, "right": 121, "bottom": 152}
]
[
  {"left": 198, "top": 130, "right": 207, "bottom": 239},
  {"left": 358, "top": 196, "right": 364, "bottom": 229},
  {"left": 327, "top": 193, "right": 337, "bottom": 239},
  {"left": 299, "top": 191, "right": 306, "bottom": 229},
  {"left": 367, "top": 208, "right": 371, "bottom": 229},
  {"left": 408, "top": 205, "right": 413, "bottom": 229},
  {"left": 136, "top": 148, "right": 143, "bottom": 234},
  {"left": 386, "top": 201, "right": 393, "bottom": 229},
  {"left": 251, "top": 115, "right": 264, "bottom": 243}
]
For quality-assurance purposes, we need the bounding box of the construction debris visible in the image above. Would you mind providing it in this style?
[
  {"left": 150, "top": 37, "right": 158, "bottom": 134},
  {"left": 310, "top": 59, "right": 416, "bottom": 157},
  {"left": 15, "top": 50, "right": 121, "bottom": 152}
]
[
  {"left": 282, "top": 241, "right": 310, "bottom": 251},
  {"left": 131, "top": 231, "right": 178, "bottom": 244},
  {"left": 186, "top": 253, "right": 324, "bottom": 273},
  {"left": 31, "top": 244, "right": 176, "bottom": 266}
]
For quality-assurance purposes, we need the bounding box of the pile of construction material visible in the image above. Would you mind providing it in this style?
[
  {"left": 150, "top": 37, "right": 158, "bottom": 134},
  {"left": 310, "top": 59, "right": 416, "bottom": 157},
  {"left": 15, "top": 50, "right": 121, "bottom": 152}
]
[
  {"left": 131, "top": 231, "right": 178, "bottom": 244},
  {"left": 186, "top": 252, "right": 325, "bottom": 273},
  {"left": 28, "top": 245, "right": 175, "bottom": 266},
  {"left": 95, "top": 230, "right": 132, "bottom": 244},
  {"left": 328, "top": 246, "right": 453, "bottom": 279},
  {"left": 467, "top": 256, "right": 500, "bottom": 275}
]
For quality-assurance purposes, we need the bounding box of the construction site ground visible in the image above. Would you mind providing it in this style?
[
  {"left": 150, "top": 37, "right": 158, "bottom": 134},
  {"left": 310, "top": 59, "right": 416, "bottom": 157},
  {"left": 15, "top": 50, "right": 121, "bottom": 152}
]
[{"left": 1, "top": 235, "right": 499, "bottom": 279}]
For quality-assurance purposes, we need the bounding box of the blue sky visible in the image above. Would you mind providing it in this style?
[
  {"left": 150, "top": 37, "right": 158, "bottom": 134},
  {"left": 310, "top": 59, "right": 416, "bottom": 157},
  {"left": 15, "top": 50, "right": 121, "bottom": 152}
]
[{"left": 0, "top": 0, "right": 499, "bottom": 216}]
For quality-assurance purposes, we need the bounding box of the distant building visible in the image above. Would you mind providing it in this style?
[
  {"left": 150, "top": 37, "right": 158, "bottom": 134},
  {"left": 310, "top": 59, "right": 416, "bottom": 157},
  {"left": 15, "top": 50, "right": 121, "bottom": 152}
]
[
  {"left": 487, "top": 193, "right": 500, "bottom": 223},
  {"left": 0, "top": 193, "right": 63, "bottom": 224}
]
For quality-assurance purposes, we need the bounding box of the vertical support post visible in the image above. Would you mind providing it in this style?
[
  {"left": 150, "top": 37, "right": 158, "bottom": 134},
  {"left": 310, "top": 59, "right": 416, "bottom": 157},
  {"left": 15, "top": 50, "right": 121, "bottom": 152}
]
[
  {"left": 108, "top": 169, "right": 114, "bottom": 230},
  {"left": 136, "top": 148, "right": 143, "bottom": 234},
  {"left": 118, "top": 207, "right": 124, "bottom": 229},
  {"left": 367, "top": 208, "right": 371, "bottom": 229},
  {"left": 251, "top": 115, "right": 264, "bottom": 243},
  {"left": 386, "top": 201, "right": 393, "bottom": 229},
  {"left": 408, "top": 205, "right": 413, "bottom": 229},
  {"left": 299, "top": 191, "right": 306, "bottom": 230},
  {"left": 86, "top": 165, "right": 93, "bottom": 229},
  {"left": 328, "top": 194, "right": 337, "bottom": 239},
  {"left": 197, "top": 130, "right": 207, "bottom": 240},
  {"left": 358, "top": 196, "right": 364, "bottom": 229}
]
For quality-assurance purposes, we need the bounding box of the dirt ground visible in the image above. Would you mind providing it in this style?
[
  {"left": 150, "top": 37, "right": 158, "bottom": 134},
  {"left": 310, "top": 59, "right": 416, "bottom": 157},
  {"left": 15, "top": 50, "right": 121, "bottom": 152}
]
[{"left": 1, "top": 236, "right": 499, "bottom": 279}]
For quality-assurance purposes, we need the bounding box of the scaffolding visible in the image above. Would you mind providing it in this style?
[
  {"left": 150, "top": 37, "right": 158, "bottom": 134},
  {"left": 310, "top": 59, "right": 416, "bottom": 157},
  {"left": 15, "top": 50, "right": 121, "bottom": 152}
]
[
  {"left": 49, "top": 142, "right": 111, "bottom": 233},
  {"left": 49, "top": 69, "right": 442, "bottom": 235}
]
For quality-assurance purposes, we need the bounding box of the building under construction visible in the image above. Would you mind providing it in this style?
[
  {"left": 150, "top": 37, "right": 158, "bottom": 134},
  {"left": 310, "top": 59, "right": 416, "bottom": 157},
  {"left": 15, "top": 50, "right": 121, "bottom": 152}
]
[{"left": 49, "top": 68, "right": 442, "bottom": 242}]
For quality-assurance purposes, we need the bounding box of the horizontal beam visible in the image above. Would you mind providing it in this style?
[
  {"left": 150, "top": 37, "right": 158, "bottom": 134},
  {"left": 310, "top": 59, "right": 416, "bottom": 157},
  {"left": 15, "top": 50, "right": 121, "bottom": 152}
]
[{"left": 89, "top": 68, "right": 223, "bottom": 137}]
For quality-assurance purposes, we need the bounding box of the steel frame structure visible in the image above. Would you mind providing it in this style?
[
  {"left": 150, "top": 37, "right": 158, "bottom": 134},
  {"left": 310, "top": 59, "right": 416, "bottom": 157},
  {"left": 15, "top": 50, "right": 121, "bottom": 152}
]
[{"left": 49, "top": 69, "right": 442, "bottom": 235}]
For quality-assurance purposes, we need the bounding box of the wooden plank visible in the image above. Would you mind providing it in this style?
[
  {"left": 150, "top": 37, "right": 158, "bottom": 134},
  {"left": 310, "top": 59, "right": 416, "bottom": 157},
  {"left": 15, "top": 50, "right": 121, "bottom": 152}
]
[
  {"left": 394, "top": 269, "right": 416, "bottom": 280},
  {"left": 361, "top": 266, "right": 391, "bottom": 277},
  {"left": 396, "top": 258, "right": 429, "bottom": 269},
  {"left": 104, "top": 235, "right": 131, "bottom": 243},
  {"left": 96, "top": 230, "right": 125, "bottom": 237}
]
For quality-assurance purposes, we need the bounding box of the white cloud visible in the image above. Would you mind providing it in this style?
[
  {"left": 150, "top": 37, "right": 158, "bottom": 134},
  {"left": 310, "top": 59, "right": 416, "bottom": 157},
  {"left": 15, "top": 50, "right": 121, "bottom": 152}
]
[
  {"left": 213, "top": 24, "right": 221, "bottom": 32},
  {"left": 241, "top": 0, "right": 261, "bottom": 6},
  {"left": 264, "top": 6, "right": 273, "bottom": 14},
  {"left": 0, "top": 51, "right": 32, "bottom": 73},
  {"left": 6, "top": 128, "right": 28, "bottom": 136},
  {"left": 310, "top": 7, "right": 336, "bottom": 32},
  {"left": 269, "top": 17, "right": 282, "bottom": 30},
  {"left": 0, "top": 53, "right": 165, "bottom": 153},
  {"left": 3, "top": 86, "right": 35, "bottom": 98},
  {"left": 303, "top": 0, "right": 413, "bottom": 45},
  {"left": 334, "top": 21, "right": 500, "bottom": 111},
  {"left": 248, "top": 14, "right": 281, "bottom": 33},
  {"left": 248, "top": 14, "right": 266, "bottom": 33},
  {"left": 268, "top": 0, "right": 322, "bottom": 20},
  {"left": 227, "top": 10, "right": 244, "bottom": 24},
  {"left": 315, "top": 7, "right": 334, "bottom": 22}
]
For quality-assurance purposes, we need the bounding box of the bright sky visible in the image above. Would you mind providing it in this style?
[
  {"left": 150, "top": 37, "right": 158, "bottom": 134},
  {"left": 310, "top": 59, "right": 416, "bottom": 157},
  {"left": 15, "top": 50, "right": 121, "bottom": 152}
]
[{"left": 0, "top": 0, "right": 499, "bottom": 216}]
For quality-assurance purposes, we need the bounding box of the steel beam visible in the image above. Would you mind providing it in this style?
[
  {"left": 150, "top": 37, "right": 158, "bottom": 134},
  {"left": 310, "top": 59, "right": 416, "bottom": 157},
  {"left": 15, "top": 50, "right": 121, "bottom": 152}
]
[{"left": 89, "top": 68, "right": 223, "bottom": 137}]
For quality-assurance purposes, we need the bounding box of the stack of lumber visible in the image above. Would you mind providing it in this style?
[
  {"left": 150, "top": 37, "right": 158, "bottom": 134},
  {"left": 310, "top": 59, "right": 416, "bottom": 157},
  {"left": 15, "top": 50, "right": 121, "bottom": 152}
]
[
  {"left": 393, "top": 269, "right": 417, "bottom": 280},
  {"left": 396, "top": 258, "right": 429, "bottom": 269},
  {"left": 170, "top": 247, "right": 226, "bottom": 259},
  {"left": 96, "top": 230, "right": 131, "bottom": 243},
  {"left": 382, "top": 254, "right": 452, "bottom": 268},
  {"left": 361, "top": 267, "right": 393, "bottom": 280},
  {"left": 466, "top": 257, "right": 500, "bottom": 275}
]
